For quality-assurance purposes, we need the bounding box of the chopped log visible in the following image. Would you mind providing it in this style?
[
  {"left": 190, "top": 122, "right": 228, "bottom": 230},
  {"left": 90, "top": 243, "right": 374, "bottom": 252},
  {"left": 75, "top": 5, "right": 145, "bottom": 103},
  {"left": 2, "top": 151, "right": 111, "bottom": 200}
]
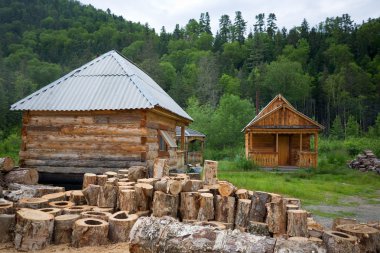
[
  {"left": 235, "top": 199, "right": 252, "bottom": 231},
  {"left": 83, "top": 184, "right": 101, "bottom": 206},
  {"left": 218, "top": 181, "right": 236, "bottom": 196},
  {"left": 38, "top": 208, "right": 62, "bottom": 217},
  {"left": 152, "top": 191, "right": 179, "bottom": 218},
  {"left": 308, "top": 217, "right": 324, "bottom": 238},
  {"left": 179, "top": 192, "right": 200, "bottom": 220},
  {"left": 107, "top": 177, "right": 119, "bottom": 185},
  {"left": 118, "top": 169, "right": 129, "bottom": 175},
  {"left": 235, "top": 189, "right": 249, "bottom": 199},
  {"left": 194, "top": 221, "right": 226, "bottom": 230},
  {"left": 137, "top": 178, "right": 159, "bottom": 186},
  {"left": 134, "top": 183, "right": 153, "bottom": 211},
  {"left": 181, "top": 179, "right": 204, "bottom": 192},
  {"left": 129, "top": 216, "right": 277, "bottom": 253},
  {"left": 128, "top": 166, "right": 147, "bottom": 182},
  {"left": 336, "top": 223, "right": 380, "bottom": 253},
  {"left": 274, "top": 237, "right": 327, "bottom": 253},
  {"left": 119, "top": 189, "right": 138, "bottom": 214},
  {"left": 153, "top": 158, "right": 169, "bottom": 178},
  {"left": 5, "top": 168, "right": 38, "bottom": 185},
  {"left": 69, "top": 190, "right": 86, "bottom": 205},
  {"left": 5, "top": 183, "right": 64, "bottom": 201},
  {"left": 215, "top": 195, "right": 235, "bottom": 224},
  {"left": 109, "top": 211, "right": 139, "bottom": 243},
  {"left": 154, "top": 179, "right": 182, "bottom": 195},
  {"left": 247, "top": 221, "right": 270, "bottom": 236},
  {"left": 97, "top": 182, "right": 117, "bottom": 208},
  {"left": 198, "top": 188, "right": 210, "bottom": 193},
  {"left": 322, "top": 230, "right": 360, "bottom": 253},
  {"left": 18, "top": 197, "right": 48, "bottom": 209},
  {"left": 96, "top": 175, "right": 108, "bottom": 186},
  {"left": 104, "top": 171, "right": 117, "bottom": 178},
  {"left": 266, "top": 196, "right": 286, "bottom": 236},
  {"left": 135, "top": 210, "right": 150, "bottom": 217},
  {"left": 197, "top": 192, "right": 214, "bottom": 221},
  {"left": 0, "top": 214, "right": 15, "bottom": 243},
  {"left": 80, "top": 211, "right": 111, "bottom": 221},
  {"left": 41, "top": 192, "right": 66, "bottom": 202},
  {"left": 283, "top": 197, "right": 301, "bottom": 208},
  {"left": 118, "top": 178, "right": 130, "bottom": 182},
  {"left": 92, "top": 206, "right": 114, "bottom": 213},
  {"left": 249, "top": 191, "right": 271, "bottom": 222},
  {"left": 71, "top": 218, "right": 109, "bottom": 247},
  {"left": 0, "top": 199, "right": 14, "bottom": 214},
  {"left": 14, "top": 209, "right": 54, "bottom": 251},
  {"left": 286, "top": 204, "right": 299, "bottom": 210},
  {"left": 53, "top": 214, "right": 80, "bottom": 244},
  {"left": 63, "top": 205, "right": 92, "bottom": 215},
  {"left": 82, "top": 173, "right": 97, "bottom": 189},
  {"left": 48, "top": 200, "right": 75, "bottom": 209},
  {"left": 287, "top": 209, "right": 308, "bottom": 237},
  {"left": 203, "top": 160, "right": 218, "bottom": 185},
  {"left": 0, "top": 157, "right": 14, "bottom": 172},
  {"left": 332, "top": 217, "right": 357, "bottom": 230}
]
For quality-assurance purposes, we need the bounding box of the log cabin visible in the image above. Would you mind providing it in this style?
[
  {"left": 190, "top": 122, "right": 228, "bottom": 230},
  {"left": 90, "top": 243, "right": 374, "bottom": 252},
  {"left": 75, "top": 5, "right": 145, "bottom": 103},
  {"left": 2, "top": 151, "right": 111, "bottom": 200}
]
[
  {"left": 243, "top": 94, "right": 324, "bottom": 168},
  {"left": 175, "top": 127, "right": 206, "bottom": 165},
  {"left": 10, "top": 50, "right": 192, "bottom": 178}
]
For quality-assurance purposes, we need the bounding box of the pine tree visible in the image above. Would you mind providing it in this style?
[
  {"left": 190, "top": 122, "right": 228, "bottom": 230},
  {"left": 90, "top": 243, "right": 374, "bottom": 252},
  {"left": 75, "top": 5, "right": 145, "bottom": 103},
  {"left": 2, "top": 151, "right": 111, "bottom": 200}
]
[
  {"left": 266, "top": 13, "right": 277, "bottom": 38},
  {"left": 330, "top": 115, "right": 344, "bottom": 139},
  {"left": 233, "top": 11, "right": 247, "bottom": 44},
  {"left": 219, "top": 14, "right": 232, "bottom": 44},
  {"left": 345, "top": 115, "right": 360, "bottom": 138},
  {"left": 254, "top": 13, "right": 265, "bottom": 33}
]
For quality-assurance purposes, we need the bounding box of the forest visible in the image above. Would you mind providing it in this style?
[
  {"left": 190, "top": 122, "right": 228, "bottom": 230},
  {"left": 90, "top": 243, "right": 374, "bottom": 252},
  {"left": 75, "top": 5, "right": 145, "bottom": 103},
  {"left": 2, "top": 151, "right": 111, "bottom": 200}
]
[{"left": 0, "top": 0, "right": 379, "bottom": 160}]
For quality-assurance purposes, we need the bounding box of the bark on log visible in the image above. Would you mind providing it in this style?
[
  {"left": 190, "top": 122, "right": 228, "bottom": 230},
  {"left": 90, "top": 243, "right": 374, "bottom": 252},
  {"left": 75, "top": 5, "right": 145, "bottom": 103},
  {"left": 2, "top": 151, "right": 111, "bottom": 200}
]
[
  {"left": 203, "top": 160, "right": 218, "bottom": 185},
  {"left": 14, "top": 209, "right": 54, "bottom": 251},
  {"left": 96, "top": 175, "right": 108, "bottom": 186},
  {"left": 266, "top": 196, "right": 286, "bottom": 236},
  {"left": 336, "top": 223, "right": 380, "bottom": 253},
  {"left": 332, "top": 217, "right": 357, "bottom": 230},
  {"left": 235, "top": 189, "right": 249, "bottom": 199},
  {"left": 128, "top": 166, "right": 147, "bottom": 182},
  {"left": 5, "top": 183, "right": 64, "bottom": 201},
  {"left": 41, "top": 192, "right": 66, "bottom": 202},
  {"left": 0, "top": 214, "right": 15, "bottom": 243},
  {"left": 197, "top": 192, "right": 214, "bottom": 221},
  {"left": 194, "top": 221, "right": 226, "bottom": 230},
  {"left": 69, "top": 190, "right": 86, "bottom": 205},
  {"left": 83, "top": 184, "right": 101, "bottom": 206},
  {"left": 0, "top": 157, "right": 14, "bottom": 172},
  {"left": 235, "top": 199, "right": 252, "bottom": 231},
  {"left": 274, "top": 237, "right": 327, "bottom": 253},
  {"left": 152, "top": 191, "right": 179, "bottom": 218},
  {"left": 218, "top": 181, "right": 236, "bottom": 196},
  {"left": 82, "top": 173, "right": 97, "bottom": 189},
  {"left": 48, "top": 200, "right": 75, "bottom": 209},
  {"left": 63, "top": 205, "right": 92, "bottom": 215},
  {"left": 287, "top": 209, "right": 308, "bottom": 237},
  {"left": 0, "top": 200, "right": 14, "bottom": 214},
  {"left": 137, "top": 178, "right": 159, "bottom": 186},
  {"left": 247, "top": 221, "right": 270, "bottom": 236},
  {"left": 154, "top": 179, "right": 182, "bottom": 195},
  {"left": 215, "top": 195, "right": 235, "bottom": 224},
  {"left": 53, "top": 214, "right": 80, "bottom": 244},
  {"left": 249, "top": 191, "right": 271, "bottom": 222},
  {"left": 18, "top": 197, "right": 48, "bottom": 209},
  {"left": 109, "top": 211, "right": 138, "bottom": 243},
  {"left": 153, "top": 158, "right": 169, "bottom": 178},
  {"left": 119, "top": 189, "right": 138, "bottom": 214},
  {"left": 92, "top": 207, "right": 114, "bottom": 213},
  {"left": 5, "top": 168, "right": 38, "bottom": 185},
  {"left": 180, "top": 192, "right": 200, "bottom": 220},
  {"left": 322, "top": 230, "right": 360, "bottom": 253},
  {"left": 134, "top": 183, "right": 154, "bottom": 211},
  {"left": 129, "top": 216, "right": 277, "bottom": 253},
  {"left": 38, "top": 207, "right": 62, "bottom": 217},
  {"left": 71, "top": 218, "right": 109, "bottom": 247},
  {"left": 80, "top": 211, "right": 111, "bottom": 221},
  {"left": 97, "top": 182, "right": 117, "bottom": 208},
  {"left": 181, "top": 179, "right": 204, "bottom": 192}
]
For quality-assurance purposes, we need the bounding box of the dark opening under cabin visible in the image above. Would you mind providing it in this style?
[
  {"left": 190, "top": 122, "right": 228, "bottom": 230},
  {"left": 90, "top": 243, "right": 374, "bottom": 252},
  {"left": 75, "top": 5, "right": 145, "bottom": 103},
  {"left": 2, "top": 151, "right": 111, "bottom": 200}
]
[
  {"left": 243, "top": 94, "right": 324, "bottom": 168},
  {"left": 10, "top": 50, "right": 192, "bottom": 178}
]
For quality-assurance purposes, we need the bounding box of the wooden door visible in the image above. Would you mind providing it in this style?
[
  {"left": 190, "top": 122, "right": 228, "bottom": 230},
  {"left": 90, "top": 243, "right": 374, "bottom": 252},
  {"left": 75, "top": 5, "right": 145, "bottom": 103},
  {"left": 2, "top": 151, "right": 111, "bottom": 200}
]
[{"left": 278, "top": 135, "right": 290, "bottom": 166}]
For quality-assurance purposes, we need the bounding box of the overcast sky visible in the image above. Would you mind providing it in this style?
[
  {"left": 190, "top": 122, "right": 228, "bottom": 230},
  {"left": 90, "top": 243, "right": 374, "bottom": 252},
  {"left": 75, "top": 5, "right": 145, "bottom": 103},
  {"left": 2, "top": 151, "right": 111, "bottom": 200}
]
[{"left": 79, "top": 0, "right": 379, "bottom": 34}]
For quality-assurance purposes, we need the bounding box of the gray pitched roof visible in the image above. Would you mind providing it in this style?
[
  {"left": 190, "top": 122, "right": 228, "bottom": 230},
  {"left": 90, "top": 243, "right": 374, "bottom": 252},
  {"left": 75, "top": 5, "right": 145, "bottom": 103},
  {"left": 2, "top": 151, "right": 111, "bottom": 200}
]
[
  {"left": 175, "top": 126, "right": 206, "bottom": 138},
  {"left": 10, "top": 50, "right": 192, "bottom": 121}
]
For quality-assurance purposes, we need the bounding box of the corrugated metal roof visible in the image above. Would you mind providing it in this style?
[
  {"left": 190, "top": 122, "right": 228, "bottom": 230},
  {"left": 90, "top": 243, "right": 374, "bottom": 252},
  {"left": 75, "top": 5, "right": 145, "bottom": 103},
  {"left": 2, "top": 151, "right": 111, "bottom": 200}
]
[
  {"left": 175, "top": 126, "right": 206, "bottom": 137},
  {"left": 10, "top": 50, "right": 192, "bottom": 121}
]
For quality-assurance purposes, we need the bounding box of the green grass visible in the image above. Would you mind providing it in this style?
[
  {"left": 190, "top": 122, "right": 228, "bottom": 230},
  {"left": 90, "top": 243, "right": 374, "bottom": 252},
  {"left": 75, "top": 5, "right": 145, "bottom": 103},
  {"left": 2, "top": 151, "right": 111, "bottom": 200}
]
[{"left": 308, "top": 209, "right": 357, "bottom": 218}]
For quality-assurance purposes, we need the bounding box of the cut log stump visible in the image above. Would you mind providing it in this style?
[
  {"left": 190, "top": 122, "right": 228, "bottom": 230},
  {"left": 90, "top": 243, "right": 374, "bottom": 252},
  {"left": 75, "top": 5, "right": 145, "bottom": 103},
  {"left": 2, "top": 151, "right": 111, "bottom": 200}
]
[
  {"left": 0, "top": 200, "right": 14, "bottom": 214},
  {"left": 153, "top": 158, "right": 169, "bottom": 178},
  {"left": 97, "top": 182, "right": 117, "bottom": 208},
  {"left": 218, "top": 181, "right": 236, "bottom": 196},
  {"left": 80, "top": 211, "right": 111, "bottom": 221},
  {"left": 48, "top": 200, "right": 75, "bottom": 209},
  {"left": 71, "top": 218, "right": 109, "bottom": 247},
  {"left": 63, "top": 205, "right": 92, "bottom": 215},
  {"left": 53, "top": 214, "right": 80, "bottom": 244},
  {"left": 82, "top": 173, "right": 97, "bottom": 189},
  {"left": 0, "top": 157, "right": 14, "bottom": 172},
  {"left": 108, "top": 211, "right": 138, "bottom": 243},
  {"left": 69, "top": 190, "right": 86, "bottom": 205},
  {"left": 266, "top": 196, "right": 286, "bottom": 236},
  {"left": 154, "top": 179, "right": 182, "bottom": 195},
  {"left": 235, "top": 189, "right": 249, "bottom": 199},
  {"left": 287, "top": 209, "right": 308, "bottom": 237},
  {"left": 322, "top": 230, "right": 360, "bottom": 253},
  {"left": 0, "top": 214, "right": 15, "bottom": 243},
  {"left": 332, "top": 217, "right": 357, "bottom": 230},
  {"left": 18, "top": 197, "right": 48, "bottom": 209},
  {"left": 215, "top": 195, "right": 235, "bottom": 224},
  {"left": 134, "top": 183, "right": 153, "bottom": 211},
  {"left": 128, "top": 166, "right": 147, "bottom": 182},
  {"left": 180, "top": 192, "right": 200, "bottom": 220},
  {"left": 96, "top": 175, "right": 108, "bottom": 186},
  {"left": 274, "top": 237, "right": 327, "bottom": 253},
  {"left": 5, "top": 168, "right": 38, "bottom": 185},
  {"left": 336, "top": 223, "right": 380, "bottom": 253},
  {"left": 38, "top": 208, "right": 62, "bottom": 217},
  {"left": 197, "top": 192, "right": 214, "bottom": 221},
  {"left": 152, "top": 191, "right": 179, "bottom": 218},
  {"left": 181, "top": 179, "right": 204, "bottom": 192},
  {"left": 249, "top": 191, "right": 271, "bottom": 222},
  {"left": 119, "top": 189, "right": 137, "bottom": 214},
  {"left": 203, "top": 160, "right": 218, "bottom": 185},
  {"left": 41, "top": 192, "right": 66, "bottom": 202},
  {"left": 83, "top": 184, "right": 101, "bottom": 206},
  {"left": 235, "top": 199, "right": 252, "bottom": 231}
]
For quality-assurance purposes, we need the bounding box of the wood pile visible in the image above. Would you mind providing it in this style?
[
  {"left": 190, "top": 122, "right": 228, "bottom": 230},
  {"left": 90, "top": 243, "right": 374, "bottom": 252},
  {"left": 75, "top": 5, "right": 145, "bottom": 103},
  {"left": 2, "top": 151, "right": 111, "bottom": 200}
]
[{"left": 348, "top": 150, "right": 380, "bottom": 174}]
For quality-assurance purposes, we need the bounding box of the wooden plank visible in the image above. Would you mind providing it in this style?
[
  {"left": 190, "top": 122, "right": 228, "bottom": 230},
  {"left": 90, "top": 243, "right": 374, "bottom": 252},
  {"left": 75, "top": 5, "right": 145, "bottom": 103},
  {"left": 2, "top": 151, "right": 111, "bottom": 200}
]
[
  {"left": 24, "top": 159, "right": 141, "bottom": 168},
  {"left": 25, "top": 142, "right": 146, "bottom": 152},
  {"left": 19, "top": 151, "right": 142, "bottom": 161},
  {"left": 26, "top": 135, "right": 142, "bottom": 144},
  {"left": 34, "top": 164, "right": 147, "bottom": 174}
]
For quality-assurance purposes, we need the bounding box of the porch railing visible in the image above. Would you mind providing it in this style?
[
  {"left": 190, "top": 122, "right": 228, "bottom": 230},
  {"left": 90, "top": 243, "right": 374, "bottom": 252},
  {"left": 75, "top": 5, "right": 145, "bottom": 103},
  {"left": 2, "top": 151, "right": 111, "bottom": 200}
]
[
  {"left": 297, "top": 151, "right": 317, "bottom": 168},
  {"left": 187, "top": 151, "right": 203, "bottom": 165},
  {"left": 248, "top": 151, "right": 278, "bottom": 167}
]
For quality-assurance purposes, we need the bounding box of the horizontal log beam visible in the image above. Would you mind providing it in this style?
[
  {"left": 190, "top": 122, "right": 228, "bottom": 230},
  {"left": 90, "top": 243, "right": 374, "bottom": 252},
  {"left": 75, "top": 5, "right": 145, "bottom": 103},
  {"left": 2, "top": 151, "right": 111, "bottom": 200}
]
[{"left": 34, "top": 164, "right": 147, "bottom": 174}]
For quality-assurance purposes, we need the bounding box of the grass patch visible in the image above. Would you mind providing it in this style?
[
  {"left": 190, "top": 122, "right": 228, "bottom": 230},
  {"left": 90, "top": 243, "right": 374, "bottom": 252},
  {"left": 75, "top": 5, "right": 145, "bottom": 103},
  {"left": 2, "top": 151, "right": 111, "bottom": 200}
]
[{"left": 308, "top": 209, "right": 357, "bottom": 218}]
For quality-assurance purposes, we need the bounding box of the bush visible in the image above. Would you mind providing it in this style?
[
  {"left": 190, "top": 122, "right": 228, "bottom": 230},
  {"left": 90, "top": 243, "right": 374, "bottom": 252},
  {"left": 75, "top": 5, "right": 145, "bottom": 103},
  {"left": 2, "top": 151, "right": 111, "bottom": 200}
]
[{"left": 0, "top": 132, "right": 21, "bottom": 163}]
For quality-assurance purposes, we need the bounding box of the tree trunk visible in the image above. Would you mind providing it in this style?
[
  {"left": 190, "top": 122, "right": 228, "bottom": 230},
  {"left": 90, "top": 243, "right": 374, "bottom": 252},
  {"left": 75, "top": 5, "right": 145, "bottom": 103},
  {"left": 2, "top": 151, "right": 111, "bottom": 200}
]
[
  {"left": 215, "top": 195, "right": 235, "bottom": 224},
  {"left": 247, "top": 221, "right": 270, "bottom": 236},
  {"left": 0, "top": 200, "right": 14, "bottom": 214},
  {"left": 82, "top": 173, "right": 97, "bottom": 189},
  {"left": 332, "top": 217, "right": 357, "bottom": 230},
  {"left": 203, "top": 160, "right": 218, "bottom": 185},
  {"left": 154, "top": 179, "right": 182, "bottom": 195},
  {"left": 129, "top": 216, "right": 277, "bottom": 253},
  {"left": 71, "top": 218, "right": 109, "bottom": 247},
  {"left": 119, "top": 189, "right": 138, "bottom": 214},
  {"left": 18, "top": 197, "right": 49, "bottom": 209},
  {"left": 14, "top": 209, "right": 54, "bottom": 251},
  {"left": 235, "top": 189, "right": 249, "bottom": 199},
  {"left": 287, "top": 209, "right": 308, "bottom": 237},
  {"left": 153, "top": 158, "right": 169, "bottom": 178},
  {"left": 274, "top": 237, "right": 327, "bottom": 253},
  {"left": 134, "top": 183, "right": 154, "bottom": 211},
  {"left": 109, "top": 211, "right": 138, "bottom": 243},
  {"left": 5, "top": 168, "right": 38, "bottom": 185},
  {"left": 249, "top": 191, "right": 271, "bottom": 222},
  {"left": 197, "top": 192, "right": 214, "bottom": 221},
  {"left": 41, "top": 192, "right": 66, "bottom": 202},
  {"left": 180, "top": 192, "right": 200, "bottom": 220},
  {"left": 152, "top": 191, "right": 179, "bottom": 218},
  {"left": 322, "top": 230, "right": 360, "bottom": 253},
  {"left": 0, "top": 214, "right": 15, "bottom": 243},
  {"left": 53, "top": 214, "right": 80, "bottom": 244},
  {"left": 83, "top": 184, "right": 101, "bottom": 206},
  {"left": 181, "top": 179, "right": 204, "bottom": 192},
  {"left": 128, "top": 166, "right": 147, "bottom": 182},
  {"left": 96, "top": 175, "right": 108, "bottom": 186},
  {"left": 266, "top": 196, "right": 286, "bottom": 236},
  {"left": 97, "top": 182, "right": 117, "bottom": 208},
  {"left": 38, "top": 207, "right": 62, "bottom": 217},
  {"left": 69, "top": 190, "right": 86, "bottom": 205},
  {"left": 0, "top": 157, "right": 14, "bottom": 172},
  {"left": 336, "top": 224, "right": 380, "bottom": 253},
  {"left": 235, "top": 199, "right": 252, "bottom": 231},
  {"left": 218, "top": 181, "right": 236, "bottom": 196}
]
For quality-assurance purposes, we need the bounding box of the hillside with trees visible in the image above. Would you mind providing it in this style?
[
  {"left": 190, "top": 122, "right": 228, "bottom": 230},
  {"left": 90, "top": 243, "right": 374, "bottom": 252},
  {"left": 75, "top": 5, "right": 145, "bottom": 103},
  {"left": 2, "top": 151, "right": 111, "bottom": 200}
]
[{"left": 0, "top": 0, "right": 379, "bottom": 159}]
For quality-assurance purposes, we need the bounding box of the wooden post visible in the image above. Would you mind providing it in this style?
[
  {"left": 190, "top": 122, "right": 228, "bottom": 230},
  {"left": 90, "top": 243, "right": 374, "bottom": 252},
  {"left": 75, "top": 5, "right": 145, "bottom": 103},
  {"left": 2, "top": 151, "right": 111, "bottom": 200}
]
[
  {"left": 276, "top": 133, "right": 279, "bottom": 166},
  {"left": 314, "top": 132, "right": 318, "bottom": 168},
  {"left": 300, "top": 133, "right": 302, "bottom": 152},
  {"left": 245, "top": 132, "right": 249, "bottom": 159}
]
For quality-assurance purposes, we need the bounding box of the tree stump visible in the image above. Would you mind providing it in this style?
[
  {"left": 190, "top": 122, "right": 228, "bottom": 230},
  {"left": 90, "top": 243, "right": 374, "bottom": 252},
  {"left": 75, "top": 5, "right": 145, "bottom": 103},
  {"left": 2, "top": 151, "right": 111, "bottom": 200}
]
[
  {"left": 38, "top": 208, "right": 62, "bottom": 217},
  {"left": 96, "top": 175, "right": 108, "bottom": 186},
  {"left": 153, "top": 158, "right": 169, "bottom": 178},
  {"left": 180, "top": 192, "right": 200, "bottom": 220},
  {"left": 0, "top": 157, "right": 14, "bottom": 172},
  {"left": 128, "top": 166, "right": 147, "bottom": 182},
  {"left": 235, "top": 189, "right": 249, "bottom": 199},
  {"left": 287, "top": 209, "right": 308, "bottom": 237},
  {"left": 83, "top": 184, "right": 101, "bottom": 206},
  {"left": 332, "top": 217, "right": 357, "bottom": 230},
  {"left": 203, "top": 160, "right": 218, "bottom": 185},
  {"left": 14, "top": 209, "right": 54, "bottom": 251},
  {"left": 266, "top": 196, "right": 286, "bottom": 236},
  {"left": 181, "top": 179, "right": 204, "bottom": 192},
  {"left": 152, "top": 191, "right": 179, "bottom": 218},
  {"left": 275, "top": 237, "right": 327, "bottom": 253},
  {"left": 0, "top": 200, "right": 14, "bottom": 214},
  {"left": 119, "top": 189, "right": 138, "bottom": 214},
  {"left": 322, "top": 230, "right": 360, "bottom": 253},
  {"left": 5, "top": 168, "right": 38, "bottom": 185},
  {"left": 82, "top": 173, "right": 97, "bottom": 189},
  {"left": 235, "top": 199, "right": 252, "bottom": 231},
  {"left": 247, "top": 221, "right": 270, "bottom": 236},
  {"left": 215, "top": 195, "right": 235, "bottom": 224},
  {"left": 154, "top": 179, "right": 182, "bottom": 195},
  {"left": 286, "top": 204, "right": 299, "bottom": 210},
  {"left": 53, "top": 214, "right": 80, "bottom": 244},
  {"left": 134, "top": 183, "right": 154, "bottom": 211},
  {"left": 69, "top": 190, "right": 86, "bottom": 205},
  {"left": 41, "top": 192, "right": 66, "bottom": 202},
  {"left": 18, "top": 197, "right": 48, "bottom": 209},
  {"left": 97, "top": 182, "right": 117, "bottom": 208},
  {"left": 71, "top": 218, "right": 109, "bottom": 247},
  {"left": 109, "top": 211, "right": 139, "bottom": 243},
  {"left": 249, "top": 191, "right": 271, "bottom": 222},
  {"left": 48, "top": 200, "right": 75, "bottom": 209},
  {"left": 218, "top": 181, "right": 236, "bottom": 196},
  {"left": 336, "top": 223, "right": 380, "bottom": 253},
  {"left": 80, "top": 211, "right": 111, "bottom": 221},
  {"left": 197, "top": 192, "right": 214, "bottom": 221},
  {"left": 0, "top": 214, "right": 15, "bottom": 243},
  {"left": 63, "top": 205, "right": 92, "bottom": 215}
]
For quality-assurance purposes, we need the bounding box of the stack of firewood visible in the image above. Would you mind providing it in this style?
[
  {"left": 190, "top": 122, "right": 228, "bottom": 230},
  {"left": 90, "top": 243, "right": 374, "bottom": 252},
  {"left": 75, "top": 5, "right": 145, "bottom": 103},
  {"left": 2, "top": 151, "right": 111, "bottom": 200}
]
[{"left": 348, "top": 150, "right": 380, "bottom": 174}]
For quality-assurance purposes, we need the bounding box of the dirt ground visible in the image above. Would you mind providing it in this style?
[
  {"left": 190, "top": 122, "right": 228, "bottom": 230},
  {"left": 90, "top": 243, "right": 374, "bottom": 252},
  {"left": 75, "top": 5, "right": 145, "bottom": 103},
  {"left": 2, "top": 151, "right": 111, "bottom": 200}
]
[{"left": 0, "top": 242, "right": 130, "bottom": 253}]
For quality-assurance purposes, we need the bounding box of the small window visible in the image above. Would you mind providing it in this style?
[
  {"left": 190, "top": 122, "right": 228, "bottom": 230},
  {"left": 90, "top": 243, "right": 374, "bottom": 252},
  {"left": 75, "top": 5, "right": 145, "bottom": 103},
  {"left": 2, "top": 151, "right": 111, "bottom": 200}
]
[{"left": 159, "top": 135, "right": 167, "bottom": 151}]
